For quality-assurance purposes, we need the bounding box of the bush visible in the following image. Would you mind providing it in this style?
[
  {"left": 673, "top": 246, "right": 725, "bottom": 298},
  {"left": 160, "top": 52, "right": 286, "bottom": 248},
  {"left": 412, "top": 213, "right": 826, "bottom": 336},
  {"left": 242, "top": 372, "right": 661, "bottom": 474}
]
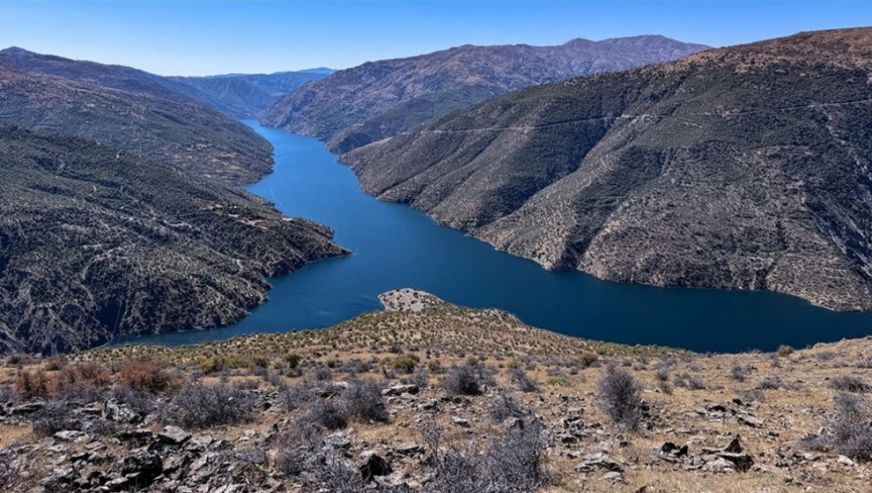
[
  {"left": 14, "top": 370, "right": 53, "bottom": 399},
  {"left": 579, "top": 352, "right": 599, "bottom": 368},
  {"left": 116, "top": 360, "right": 174, "bottom": 393},
  {"left": 805, "top": 393, "right": 872, "bottom": 462},
  {"left": 391, "top": 354, "right": 419, "bottom": 373},
  {"left": 342, "top": 380, "right": 388, "bottom": 423},
  {"left": 112, "top": 385, "right": 158, "bottom": 417},
  {"left": 284, "top": 353, "right": 301, "bottom": 370},
  {"left": 756, "top": 375, "right": 785, "bottom": 390},
  {"left": 674, "top": 372, "right": 706, "bottom": 390},
  {"left": 307, "top": 400, "right": 348, "bottom": 430},
  {"left": 510, "top": 368, "right": 539, "bottom": 393},
  {"left": 31, "top": 399, "right": 78, "bottom": 436},
  {"left": 442, "top": 365, "right": 485, "bottom": 396},
  {"left": 598, "top": 366, "right": 643, "bottom": 431},
  {"left": 426, "top": 418, "right": 548, "bottom": 493},
  {"left": 278, "top": 380, "right": 315, "bottom": 411},
  {"left": 777, "top": 345, "right": 794, "bottom": 357},
  {"left": 830, "top": 375, "right": 871, "bottom": 393},
  {"left": 162, "top": 381, "right": 257, "bottom": 429},
  {"left": 730, "top": 364, "right": 753, "bottom": 382},
  {"left": 489, "top": 394, "right": 527, "bottom": 423}
]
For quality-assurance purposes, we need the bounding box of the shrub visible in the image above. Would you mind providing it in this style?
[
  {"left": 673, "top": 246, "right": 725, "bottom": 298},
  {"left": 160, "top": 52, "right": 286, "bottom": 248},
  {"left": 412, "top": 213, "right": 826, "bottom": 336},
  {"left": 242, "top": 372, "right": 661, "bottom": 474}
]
[
  {"left": 278, "top": 380, "right": 315, "bottom": 411},
  {"left": 14, "top": 370, "right": 53, "bottom": 399},
  {"left": 579, "top": 352, "right": 599, "bottom": 368},
  {"left": 598, "top": 365, "right": 643, "bottom": 431},
  {"left": 408, "top": 367, "right": 429, "bottom": 388},
  {"left": 162, "top": 381, "right": 257, "bottom": 429},
  {"left": 112, "top": 385, "right": 158, "bottom": 417},
  {"left": 391, "top": 354, "right": 419, "bottom": 373},
  {"left": 489, "top": 394, "right": 527, "bottom": 423},
  {"left": 313, "top": 366, "right": 333, "bottom": 381},
  {"left": 307, "top": 400, "right": 348, "bottom": 430},
  {"left": 777, "top": 345, "right": 794, "bottom": 357},
  {"left": 116, "top": 360, "right": 174, "bottom": 393},
  {"left": 442, "top": 365, "right": 483, "bottom": 396},
  {"left": 510, "top": 368, "right": 539, "bottom": 393},
  {"left": 674, "top": 372, "right": 706, "bottom": 390},
  {"left": 805, "top": 393, "right": 872, "bottom": 462},
  {"left": 427, "top": 360, "right": 443, "bottom": 374},
  {"left": 730, "top": 364, "right": 753, "bottom": 382},
  {"left": 756, "top": 375, "right": 785, "bottom": 390},
  {"left": 284, "top": 353, "right": 301, "bottom": 370},
  {"left": 342, "top": 380, "right": 388, "bottom": 423},
  {"left": 426, "top": 418, "right": 548, "bottom": 493},
  {"left": 830, "top": 375, "right": 871, "bottom": 394},
  {"left": 31, "top": 399, "right": 78, "bottom": 436}
]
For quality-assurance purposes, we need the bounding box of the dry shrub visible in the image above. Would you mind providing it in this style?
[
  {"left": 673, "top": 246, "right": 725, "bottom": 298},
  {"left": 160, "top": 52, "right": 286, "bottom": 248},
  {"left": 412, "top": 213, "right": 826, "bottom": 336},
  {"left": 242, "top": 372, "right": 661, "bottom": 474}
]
[
  {"left": 14, "top": 369, "right": 55, "bottom": 399},
  {"left": 116, "top": 360, "right": 175, "bottom": 393}
]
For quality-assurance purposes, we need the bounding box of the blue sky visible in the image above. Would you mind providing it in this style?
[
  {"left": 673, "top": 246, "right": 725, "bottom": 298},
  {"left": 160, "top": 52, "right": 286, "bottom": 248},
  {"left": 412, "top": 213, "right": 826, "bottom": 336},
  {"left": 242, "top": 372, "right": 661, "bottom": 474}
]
[{"left": 1, "top": 1, "right": 871, "bottom": 76}]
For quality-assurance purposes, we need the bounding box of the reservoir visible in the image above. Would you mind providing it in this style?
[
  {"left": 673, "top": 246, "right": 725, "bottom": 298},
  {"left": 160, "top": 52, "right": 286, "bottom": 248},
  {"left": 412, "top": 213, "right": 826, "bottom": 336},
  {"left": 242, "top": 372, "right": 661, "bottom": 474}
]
[{"left": 120, "top": 121, "right": 872, "bottom": 352}]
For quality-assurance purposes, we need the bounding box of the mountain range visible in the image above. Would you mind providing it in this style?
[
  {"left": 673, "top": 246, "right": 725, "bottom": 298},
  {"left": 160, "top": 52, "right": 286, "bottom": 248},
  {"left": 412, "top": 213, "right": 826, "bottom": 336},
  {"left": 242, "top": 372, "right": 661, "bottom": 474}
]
[
  {"left": 345, "top": 28, "right": 872, "bottom": 311},
  {"left": 262, "top": 35, "right": 709, "bottom": 152}
]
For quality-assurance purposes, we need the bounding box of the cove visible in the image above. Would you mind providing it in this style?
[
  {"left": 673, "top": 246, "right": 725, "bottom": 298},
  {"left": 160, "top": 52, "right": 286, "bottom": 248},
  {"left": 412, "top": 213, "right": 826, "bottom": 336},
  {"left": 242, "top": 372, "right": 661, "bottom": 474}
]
[{"left": 119, "top": 120, "right": 872, "bottom": 353}]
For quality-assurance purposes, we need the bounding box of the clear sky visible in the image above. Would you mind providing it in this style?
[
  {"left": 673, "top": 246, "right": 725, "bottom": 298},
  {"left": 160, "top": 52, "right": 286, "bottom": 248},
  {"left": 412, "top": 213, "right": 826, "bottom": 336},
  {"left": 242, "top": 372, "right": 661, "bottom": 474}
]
[{"left": 1, "top": 1, "right": 872, "bottom": 76}]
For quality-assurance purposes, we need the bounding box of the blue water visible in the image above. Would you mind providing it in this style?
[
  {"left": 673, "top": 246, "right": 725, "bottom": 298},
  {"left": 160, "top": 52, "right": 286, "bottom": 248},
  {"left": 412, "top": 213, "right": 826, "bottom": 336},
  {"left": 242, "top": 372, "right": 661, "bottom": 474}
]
[{"left": 120, "top": 121, "right": 872, "bottom": 352}]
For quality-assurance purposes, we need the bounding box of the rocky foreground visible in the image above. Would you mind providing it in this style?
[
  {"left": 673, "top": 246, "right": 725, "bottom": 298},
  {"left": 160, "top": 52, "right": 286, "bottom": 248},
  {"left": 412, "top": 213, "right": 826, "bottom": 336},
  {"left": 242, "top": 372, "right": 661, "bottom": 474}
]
[{"left": 1, "top": 289, "right": 870, "bottom": 492}]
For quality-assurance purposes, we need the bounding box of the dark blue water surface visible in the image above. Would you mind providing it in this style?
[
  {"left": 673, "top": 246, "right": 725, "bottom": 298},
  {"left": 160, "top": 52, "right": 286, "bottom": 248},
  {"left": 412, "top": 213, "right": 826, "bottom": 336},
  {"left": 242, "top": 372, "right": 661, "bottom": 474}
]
[{"left": 120, "top": 121, "right": 872, "bottom": 352}]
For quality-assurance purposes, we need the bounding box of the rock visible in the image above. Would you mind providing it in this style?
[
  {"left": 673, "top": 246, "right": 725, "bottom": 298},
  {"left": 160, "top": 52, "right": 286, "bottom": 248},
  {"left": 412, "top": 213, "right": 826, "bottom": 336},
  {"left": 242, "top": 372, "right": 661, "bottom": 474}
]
[
  {"left": 719, "top": 452, "right": 754, "bottom": 472},
  {"left": 452, "top": 416, "right": 470, "bottom": 428},
  {"left": 53, "top": 430, "right": 85, "bottom": 442},
  {"left": 395, "top": 442, "right": 422, "bottom": 456},
  {"left": 105, "top": 401, "right": 138, "bottom": 423},
  {"left": 117, "top": 448, "right": 163, "bottom": 485},
  {"left": 158, "top": 425, "right": 191, "bottom": 445},
  {"left": 577, "top": 452, "right": 623, "bottom": 473},
  {"left": 737, "top": 414, "right": 763, "bottom": 428},
  {"left": 601, "top": 471, "right": 624, "bottom": 482},
  {"left": 724, "top": 435, "right": 743, "bottom": 453},
  {"left": 324, "top": 432, "right": 352, "bottom": 450},
  {"left": 382, "top": 384, "right": 420, "bottom": 396},
  {"left": 359, "top": 453, "right": 392, "bottom": 482}
]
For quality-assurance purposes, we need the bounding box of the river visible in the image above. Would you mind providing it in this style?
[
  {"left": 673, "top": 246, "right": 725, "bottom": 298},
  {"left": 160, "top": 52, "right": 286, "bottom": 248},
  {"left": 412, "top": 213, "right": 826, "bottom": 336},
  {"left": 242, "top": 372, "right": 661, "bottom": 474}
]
[{"left": 118, "top": 121, "right": 872, "bottom": 352}]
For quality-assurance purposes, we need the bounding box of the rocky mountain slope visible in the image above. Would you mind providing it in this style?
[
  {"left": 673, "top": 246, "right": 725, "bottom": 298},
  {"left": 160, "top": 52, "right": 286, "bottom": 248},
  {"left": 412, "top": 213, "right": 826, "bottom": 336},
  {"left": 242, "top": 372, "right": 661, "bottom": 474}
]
[
  {"left": 0, "top": 124, "right": 346, "bottom": 355},
  {"left": 0, "top": 47, "right": 273, "bottom": 184},
  {"left": 262, "top": 35, "right": 708, "bottom": 152},
  {"left": 345, "top": 28, "right": 872, "bottom": 311},
  {"left": 0, "top": 49, "right": 349, "bottom": 355},
  {"left": 1, "top": 290, "right": 870, "bottom": 492},
  {"left": 164, "top": 69, "right": 333, "bottom": 119}
]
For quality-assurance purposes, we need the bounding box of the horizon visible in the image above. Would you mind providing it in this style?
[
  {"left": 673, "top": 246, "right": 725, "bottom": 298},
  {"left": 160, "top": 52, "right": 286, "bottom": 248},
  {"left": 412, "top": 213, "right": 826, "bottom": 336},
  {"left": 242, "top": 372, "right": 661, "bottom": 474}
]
[{"left": 0, "top": 1, "right": 871, "bottom": 76}]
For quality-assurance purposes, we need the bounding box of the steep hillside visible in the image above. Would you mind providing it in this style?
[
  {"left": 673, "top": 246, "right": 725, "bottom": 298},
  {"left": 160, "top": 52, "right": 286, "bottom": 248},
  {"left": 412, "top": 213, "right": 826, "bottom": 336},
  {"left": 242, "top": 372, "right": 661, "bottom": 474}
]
[
  {"left": 0, "top": 124, "right": 347, "bottom": 355},
  {"left": 2, "top": 290, "right": 870, "bottom": 492},
  {"left": 0, "top": 48, "right": 273, "bottom": 184},
  {"left": 262, "top": 35, "right": 708, "bottom": 152},
  {"left": 165, "top": 69, "right": 332, "bottom": 119},
  {"left": 345, "top": 28, "right": 872, "bottom": 311}
]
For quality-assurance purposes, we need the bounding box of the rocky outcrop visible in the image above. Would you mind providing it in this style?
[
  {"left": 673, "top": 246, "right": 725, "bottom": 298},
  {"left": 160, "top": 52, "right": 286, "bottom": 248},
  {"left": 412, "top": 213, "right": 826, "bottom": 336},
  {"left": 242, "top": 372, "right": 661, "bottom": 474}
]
[
  {"left": 262, "top": 35, "right": 708, "bottom": 152},
  {"left": 345, "top": 28, "right": 872, "bottom": 311}
]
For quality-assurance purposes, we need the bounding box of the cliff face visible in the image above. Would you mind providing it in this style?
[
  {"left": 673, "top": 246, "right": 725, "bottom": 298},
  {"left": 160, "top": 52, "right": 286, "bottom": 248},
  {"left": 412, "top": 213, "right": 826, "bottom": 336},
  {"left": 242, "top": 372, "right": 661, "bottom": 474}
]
[
  {"left": 0, "top": 125, "right": 347, "bottom": 355},
  {"left": 345, "top": 28, "right": 872, "bottom": 311},
  {"left": 262, "top": 36, "right": 708, "bottom": 152}
]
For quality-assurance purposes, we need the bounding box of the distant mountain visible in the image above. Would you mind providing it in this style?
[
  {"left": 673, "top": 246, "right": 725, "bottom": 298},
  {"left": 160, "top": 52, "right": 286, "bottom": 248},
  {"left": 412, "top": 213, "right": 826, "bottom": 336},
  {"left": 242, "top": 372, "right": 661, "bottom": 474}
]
[
  {"left": 345, "top": 28, "right": 872, "bottom": 311},
  {"left": 0, "top": 48, "right": 347, "bottom": 354},
  {"left": 262, "top": 35, "right": 709, "bottom": 152},
  {"left": 0, "top": 47, "right": 273, "bottom": 184},
  {"left": 0, "top": 124, "right": 346, "bottom": 355},
  {"left": 165, "top": 69, "right": 333, "bottom": 119}
]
